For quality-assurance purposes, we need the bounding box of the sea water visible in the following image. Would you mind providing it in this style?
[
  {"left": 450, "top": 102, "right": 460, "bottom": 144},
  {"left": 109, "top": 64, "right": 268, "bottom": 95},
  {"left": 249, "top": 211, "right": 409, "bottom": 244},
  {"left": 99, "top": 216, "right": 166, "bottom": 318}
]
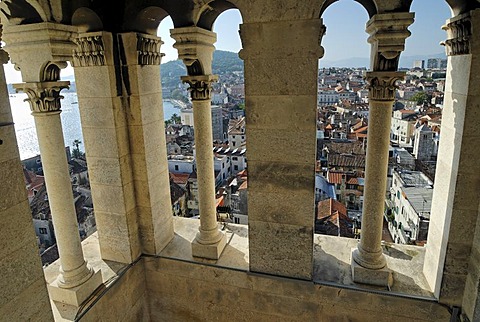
[{"left": 10, "top": 92, "right": 178, "bottom": 160}]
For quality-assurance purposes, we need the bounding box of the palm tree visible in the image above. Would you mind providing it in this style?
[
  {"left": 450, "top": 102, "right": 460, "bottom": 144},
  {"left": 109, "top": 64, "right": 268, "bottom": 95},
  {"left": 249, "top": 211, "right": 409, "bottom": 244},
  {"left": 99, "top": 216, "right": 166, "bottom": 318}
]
[
  {"left": 170, "top": 113, "right": 181, "bottom": 124},
  {"left": 72, "top": 139, "right": 82, "bottom": 159}
]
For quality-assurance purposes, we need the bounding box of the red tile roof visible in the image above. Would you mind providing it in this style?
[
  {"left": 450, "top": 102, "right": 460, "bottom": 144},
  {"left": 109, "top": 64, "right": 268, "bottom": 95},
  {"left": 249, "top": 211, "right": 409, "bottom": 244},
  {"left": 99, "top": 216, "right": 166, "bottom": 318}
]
[
  {"left": 328, "top": 171, "right": 343, "bottom": 184},
  {"left": 170, "top": 172, "right": 190, "bottom": 186}
]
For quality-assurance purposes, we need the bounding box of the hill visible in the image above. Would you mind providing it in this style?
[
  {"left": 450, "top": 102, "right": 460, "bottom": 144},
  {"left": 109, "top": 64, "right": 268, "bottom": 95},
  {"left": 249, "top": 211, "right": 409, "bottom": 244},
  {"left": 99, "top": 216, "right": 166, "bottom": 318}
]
[{"left": 160, "top": 50, "right": 243, "bottom": 88}]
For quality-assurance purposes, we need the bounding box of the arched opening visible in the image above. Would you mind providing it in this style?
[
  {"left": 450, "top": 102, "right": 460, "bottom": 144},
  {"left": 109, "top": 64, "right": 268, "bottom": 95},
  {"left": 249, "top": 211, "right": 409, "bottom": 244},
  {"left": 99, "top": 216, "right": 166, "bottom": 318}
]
[
  {"left": 211, "top": 8, "right": 246, "bottom": 226},
  {"left": 315, "top": 0, "right": 370, "bottom": 242},
  {"left": 383, "top": 0, "right": 450, "bottom": 253}
]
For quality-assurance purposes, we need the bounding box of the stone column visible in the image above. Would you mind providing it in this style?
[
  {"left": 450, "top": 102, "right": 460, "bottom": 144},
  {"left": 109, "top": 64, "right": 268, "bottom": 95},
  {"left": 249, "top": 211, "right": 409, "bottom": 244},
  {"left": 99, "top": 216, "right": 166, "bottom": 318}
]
[
  {"left": 239, "top": 19, "right": 325, "bottom": 280},
  {"left": 184, "top": 75, "right": 226, "bottom": 259},
  {"left": 171, "top": 27, "right": 226, "bottom": 259},
  {"left": 14, "top": 80, "right": 102, "bottom": 306},
  {"left": 72, "top": 32, "right": 142, "bottom": 263},
  {"left": 351, "top": 13, "right": 413, "bottom": 287},
  {"left": 0, "top": 33, "right": 53, "bottom": 320},
  {"left": 117, "top": 32, "right": 174, "bottom": 255},
  {"left": 351, "top": 72, "right": 403, "bottom": 285}
]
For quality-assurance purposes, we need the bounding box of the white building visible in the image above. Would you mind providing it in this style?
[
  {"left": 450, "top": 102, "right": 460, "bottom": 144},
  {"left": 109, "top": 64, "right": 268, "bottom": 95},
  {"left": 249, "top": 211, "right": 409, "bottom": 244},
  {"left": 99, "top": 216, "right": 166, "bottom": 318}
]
[
  {"left": 390, "top": 109, "right": 417, "bottom": 146},
  {"left": 387, "top": 170, "right": 433, "bottom": 245},
  {"left": 180, "top": 108, "right": 194, "bottom": 127},
  {"left": 318, "top": 89, "right": 339, "bottom": 105},
  {"left": 413, "top": 124, "right": 437, "bottom": 161},
  {"left": 212, "top": 92, "right": 228, "bottom": 105},
  {"left": 168, "top": 155, "right": 195, "bottom": 174},
  {"left": 214, "top": 146, "right": 247, "bottom": 176},
  {"left": 214, "top": 154, "right": 230, "bottom": 186},
  {"left": 228, "top": 117, "right": 246, "bottom": 149}
]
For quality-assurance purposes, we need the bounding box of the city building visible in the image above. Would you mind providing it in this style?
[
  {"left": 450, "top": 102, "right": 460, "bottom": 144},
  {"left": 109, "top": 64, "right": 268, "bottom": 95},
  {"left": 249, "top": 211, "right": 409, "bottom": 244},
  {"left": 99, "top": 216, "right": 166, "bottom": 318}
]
[
  {"left": 387, "top": 170, "right": 433, "bottom": 245},
  {"left": 427, "top": 57, "right": 448, "bottom": 69},
  {"left": 413, "top": 123, "right": 438, "bottom": 161},
  {"left": 1, "top": 1, "right": 480, "bottom": 322},
  {"left": 413, "top": 60, "right": 425, "bottom": 69},
  {"left": 390, "top": 109, "right": 418, "bottom": 146}
]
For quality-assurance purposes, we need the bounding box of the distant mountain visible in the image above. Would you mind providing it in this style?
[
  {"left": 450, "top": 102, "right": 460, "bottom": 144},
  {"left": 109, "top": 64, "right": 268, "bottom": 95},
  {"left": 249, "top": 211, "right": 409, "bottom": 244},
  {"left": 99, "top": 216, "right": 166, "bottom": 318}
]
[
  {"left": 320, "top": 52, "right": 447, "bottom": 69},
  {"left": 161, "top": 50, "right": 243, "bottom": 88},
  {"left": 212, "top": 50, "right": 243, "bottom": 74}
]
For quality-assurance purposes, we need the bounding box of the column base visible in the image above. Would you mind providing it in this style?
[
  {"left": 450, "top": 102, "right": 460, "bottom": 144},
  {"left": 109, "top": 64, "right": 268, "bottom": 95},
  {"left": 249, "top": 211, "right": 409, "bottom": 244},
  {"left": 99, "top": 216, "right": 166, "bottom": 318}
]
[
  {"left": 48, "top": 269, "right": 103, "bottom": 307},
  {"left": 192, "top": 232, "right": 227, "bottom": 260},
  {"left": 351, "top": 249, "right": 393, "bottom": 287}
]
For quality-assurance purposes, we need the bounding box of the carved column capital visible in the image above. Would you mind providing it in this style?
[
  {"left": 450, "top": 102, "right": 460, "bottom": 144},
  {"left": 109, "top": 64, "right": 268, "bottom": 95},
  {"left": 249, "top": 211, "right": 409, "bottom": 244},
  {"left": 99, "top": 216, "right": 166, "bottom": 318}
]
[
  {"left": 365, "top": 71, "right": 404, "bottom": 101},
  {"left": 13, "top": 81, "right": 69, "bottom": 113},
  {"left": 366, "top": 13, "right": 414, "bottom": 71},
  {"left": 137, "top": 33, "right": 164, "bottom": 65},
  {"left": 73, "top": 32, "right": 106, "bottom": 67},
  {"left": 171, "top": 26, "right": 216, "bottom": 75},
  {"left": 442, "top": 12, "right": 472, "bottom": 56},
  {"left": 181, "top": 75, "right": 218, "bottom": 101}
]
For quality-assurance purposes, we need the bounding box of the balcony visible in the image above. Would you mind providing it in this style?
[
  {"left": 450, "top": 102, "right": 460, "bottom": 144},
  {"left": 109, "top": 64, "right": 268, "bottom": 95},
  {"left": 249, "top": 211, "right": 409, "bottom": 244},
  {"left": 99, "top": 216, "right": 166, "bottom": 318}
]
[{"left": 45, "top": 217, "right": 450, "bottom": 321}]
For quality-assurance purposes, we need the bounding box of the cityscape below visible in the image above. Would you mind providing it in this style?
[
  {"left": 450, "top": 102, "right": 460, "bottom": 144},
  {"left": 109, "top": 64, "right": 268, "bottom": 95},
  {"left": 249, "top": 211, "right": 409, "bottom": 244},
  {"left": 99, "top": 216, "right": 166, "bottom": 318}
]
[{"left": 9, "top": 50, "right": 446, "bottom": 265}]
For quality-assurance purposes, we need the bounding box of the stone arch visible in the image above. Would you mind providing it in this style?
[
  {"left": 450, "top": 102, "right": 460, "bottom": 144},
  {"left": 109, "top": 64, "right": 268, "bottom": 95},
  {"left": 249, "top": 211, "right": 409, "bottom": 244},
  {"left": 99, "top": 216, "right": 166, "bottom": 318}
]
[
  {"left": 124, "top": 6, "right": 170, "bottom": 35},
  {"left": 71, "top": 7, "right": 103, "bottom": 33},
  {"left": 0, "top": 0, "right": 47, "bottom": 25},
  {"left": 444, "top": 0, "right": 480, "bottom": 16},
  {"left": 320, "top": 0, "right": 377, "bottom": 19},
  {"left": 196, "top": 0, "right": 243, "bottom": 30}
]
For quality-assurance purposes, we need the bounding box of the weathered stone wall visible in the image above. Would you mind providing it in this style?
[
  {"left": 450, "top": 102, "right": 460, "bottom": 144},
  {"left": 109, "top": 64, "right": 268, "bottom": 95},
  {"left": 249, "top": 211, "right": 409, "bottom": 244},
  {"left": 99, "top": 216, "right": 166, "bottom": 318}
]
[
  {"left": 144, "top": 256, "right": 451, "bottom": 322},
  {"left": 80, "top": 261, "right": 149, "bottom": 322}
]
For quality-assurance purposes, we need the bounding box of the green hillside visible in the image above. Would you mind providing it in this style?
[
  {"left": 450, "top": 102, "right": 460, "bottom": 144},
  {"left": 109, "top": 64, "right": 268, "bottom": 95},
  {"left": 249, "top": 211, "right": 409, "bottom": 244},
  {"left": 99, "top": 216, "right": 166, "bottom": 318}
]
[{"left": 160, "top": 50, "right": 243, "bottom": 88}]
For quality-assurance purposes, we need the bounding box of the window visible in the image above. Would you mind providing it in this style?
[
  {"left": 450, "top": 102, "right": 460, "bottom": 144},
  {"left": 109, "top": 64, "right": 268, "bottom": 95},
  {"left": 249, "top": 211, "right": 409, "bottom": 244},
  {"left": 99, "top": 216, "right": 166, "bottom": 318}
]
[
  {"left": 39, "top": 228, "right": 47, "bottom": 234},
  {"left": 232, "top": 157, "right": 238, "bottom": 161},
  {"left": 234, "top": 217, "right": 240, "bottom": 224},
  {"left": 234, "top": 165, "right": 238, "bottom": 171},
  {"left": 175, "top": 165, "right": 179, "bottom": 171},
  {"left": 232, "top": 142, "right": 236, "bottom": 147}
]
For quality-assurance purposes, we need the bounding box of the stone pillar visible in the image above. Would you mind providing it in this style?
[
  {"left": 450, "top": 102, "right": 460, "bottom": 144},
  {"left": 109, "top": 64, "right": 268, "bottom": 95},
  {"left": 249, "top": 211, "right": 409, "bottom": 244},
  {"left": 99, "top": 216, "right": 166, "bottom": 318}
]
[
  {"left": 0, "top": 33, "right": 53, "bottom": 320},
  {"left": 171, "top": 27, "right": 226, "bottom": 259},
  {"left": 239, "top": 19, "right": 325, "bottom": 280},
  {"left": 117, "top": 32, "right": 174, "bottom": 255},
  {"left": 13, "top": 80, "right": 102, "bottom": 306},
  {"left": 72, "top": 32, "right": 142, "bottom": 263},
  {"left": 184, "top": 75, "right": 226, "bottom": 259},
  {"left": 423, "top": 10, "right": 480, "bottom": 320},
  {"left": 4, "top": 22, "right": 102, "bottom": 306},
  {"left": 351, "top": 13, "right": 413, "bottom": 287},
  {"left": 351, "top": 72, "right": 403, "bottom": 286}
]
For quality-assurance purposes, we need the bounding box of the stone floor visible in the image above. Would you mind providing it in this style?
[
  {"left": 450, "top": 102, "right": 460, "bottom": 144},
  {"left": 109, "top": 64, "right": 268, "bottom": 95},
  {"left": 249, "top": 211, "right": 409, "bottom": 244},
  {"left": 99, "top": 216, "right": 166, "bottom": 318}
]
[
  {"left": 165, "top": 217, "right": 434, "bottom": 298},
  {"left": 44, "top": 216, "right": 435, "bottom": 321}
]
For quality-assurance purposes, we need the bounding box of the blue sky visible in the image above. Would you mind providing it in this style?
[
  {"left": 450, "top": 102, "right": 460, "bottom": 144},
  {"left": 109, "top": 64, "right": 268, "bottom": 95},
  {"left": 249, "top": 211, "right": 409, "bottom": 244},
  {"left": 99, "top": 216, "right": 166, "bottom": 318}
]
[{"left": 4, "top": 0, "right": 452, "bottom": 83}]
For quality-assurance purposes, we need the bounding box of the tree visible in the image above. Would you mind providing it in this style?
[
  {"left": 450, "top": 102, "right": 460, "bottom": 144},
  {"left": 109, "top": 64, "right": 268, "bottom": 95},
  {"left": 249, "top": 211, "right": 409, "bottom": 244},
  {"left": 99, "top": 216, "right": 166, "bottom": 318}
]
[
  {"left": 170, "top": 113, "right": 181, "bottom": 124},
  {"left": 410, "top": 91, "right": 430, "bottom": 105},
  {"left": 72, "top": 139, "right": 83, "bottom": 159}
]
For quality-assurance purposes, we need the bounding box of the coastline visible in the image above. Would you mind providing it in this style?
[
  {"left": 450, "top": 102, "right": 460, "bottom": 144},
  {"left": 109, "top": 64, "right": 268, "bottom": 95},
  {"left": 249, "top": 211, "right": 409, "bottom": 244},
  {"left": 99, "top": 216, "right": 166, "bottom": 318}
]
[{"left": 164, "top": 98, "right": 189, "bottom": 110}]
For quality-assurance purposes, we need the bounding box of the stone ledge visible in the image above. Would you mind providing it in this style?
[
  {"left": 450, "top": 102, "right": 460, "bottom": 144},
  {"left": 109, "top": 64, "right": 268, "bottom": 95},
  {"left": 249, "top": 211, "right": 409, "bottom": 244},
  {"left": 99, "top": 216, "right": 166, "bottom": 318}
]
[{"left": 44, "top": 217, "right": 435, "bottom": 320}]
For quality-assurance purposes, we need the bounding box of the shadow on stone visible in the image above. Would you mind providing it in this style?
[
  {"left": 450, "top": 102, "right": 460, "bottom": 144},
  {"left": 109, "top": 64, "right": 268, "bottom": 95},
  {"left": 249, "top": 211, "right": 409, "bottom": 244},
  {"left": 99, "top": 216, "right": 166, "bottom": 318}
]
[
  {"left": 313, "top": 243, "right": 352, "bottom": 285},
  {"left": 383, "top": 244, "right": 414, "bottom": 261}
]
